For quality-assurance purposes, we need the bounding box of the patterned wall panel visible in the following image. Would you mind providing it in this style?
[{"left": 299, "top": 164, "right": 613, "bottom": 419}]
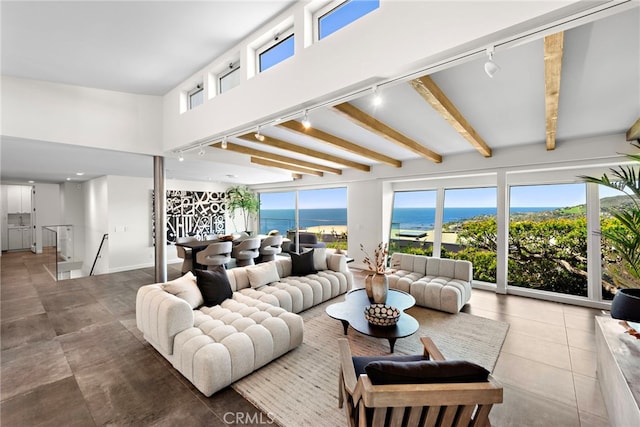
[{"left": 165, "top": 190, "right": 226, "bottom": 243}]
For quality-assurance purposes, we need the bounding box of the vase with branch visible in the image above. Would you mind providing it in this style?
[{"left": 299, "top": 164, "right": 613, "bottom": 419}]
[{"left": 360, "top": 242, "right": 390, "bottom": 304}]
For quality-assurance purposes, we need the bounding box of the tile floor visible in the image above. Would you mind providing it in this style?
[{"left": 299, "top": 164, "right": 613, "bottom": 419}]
[{"left": 0, "top": 250, "right": 610, "bottom": 426}]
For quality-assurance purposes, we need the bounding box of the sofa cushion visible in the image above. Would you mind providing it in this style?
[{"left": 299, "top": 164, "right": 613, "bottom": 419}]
[
  {"left": 196, "top": 267, "right": 233, "bottom": 307},
  {"left": 162, "top": 271, "right": 203, "bottom": 309},
  {"left": 365, "top": 359, "right": 489, "bottom": 385},
  {"left": 312, "top": 247, "right": 328, "bottom": 271},
  {"left": 246, "top": 261, "right": 280, "bottom": 288},
  {"left": 290, "top": 249, "right": 317, "bottom": 276}
]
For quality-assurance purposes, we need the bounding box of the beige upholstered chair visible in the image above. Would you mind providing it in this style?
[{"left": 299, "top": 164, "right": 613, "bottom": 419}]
[
  {"left": 258, "top": 235, "right": 283, "bottom": 262},
  {"left": 176, "top": 236, "right": 198, "bottom": 273},
  {"left": 338, "top": 336, "right": 503, "bottom": 427},
  {"left": 196, "top": 242, "right": 232, "bottom": 270},
  {"left": 231, "top": 237, "right": 261, "bottom": 266}
]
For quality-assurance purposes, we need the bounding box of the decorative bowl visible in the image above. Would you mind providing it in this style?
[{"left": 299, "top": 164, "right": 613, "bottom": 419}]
[{"left": 364, "top": 304, "right": 400, "bottom": 326}]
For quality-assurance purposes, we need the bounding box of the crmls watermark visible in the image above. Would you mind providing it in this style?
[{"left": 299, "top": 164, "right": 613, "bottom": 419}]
[{"left": 223, "top": 411, "right": 276, "bottom": 425}]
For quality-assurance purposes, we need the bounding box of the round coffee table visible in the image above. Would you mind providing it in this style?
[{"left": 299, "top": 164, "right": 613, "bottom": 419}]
[{"left": 325, "top": 288, "right": 419, "bottom": 353}]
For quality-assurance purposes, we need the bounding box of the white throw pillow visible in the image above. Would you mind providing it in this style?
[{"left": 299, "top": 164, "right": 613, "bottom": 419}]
[
  {"left": 162, "top": 271, "right": 203, "bottom": 308},
  {"left": 312, "top": 247, "right": 328, "bottom": 271},
  {"left": 246, "top": 261, "right": 280, "bottom": 288}
]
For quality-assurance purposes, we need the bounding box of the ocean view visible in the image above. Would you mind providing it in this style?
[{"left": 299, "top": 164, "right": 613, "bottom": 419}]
[{"left": 259, "top": 207, "right": 556, "bottom": 235}]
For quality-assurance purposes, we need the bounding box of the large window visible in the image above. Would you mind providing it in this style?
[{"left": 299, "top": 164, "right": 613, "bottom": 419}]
[
  {"left": 258, "top": 31, "right": 294, "bottom": 72},
  {"left": 259, "top": 192, "right": 296, "bottom": 234},
  {"left": 390, "top": 190, "right": 437, "bottom": 256},
  {"left": 317, "top": 0, "right": 379, "bottom": 40},
  {"left": 218, "top": 62, "right": 240, "bottom": 94},
  {"left": 508, "top": 183, "right": 588, "bottom": 296},
  {"left": 259, "top": 187, "right": 347, "bottom": 249},
  {"left": 600, "top": 185, "right": 628, "bottom": 300},
  {"left": 441, "top": 187, "right": 497, "bottom": 282}
]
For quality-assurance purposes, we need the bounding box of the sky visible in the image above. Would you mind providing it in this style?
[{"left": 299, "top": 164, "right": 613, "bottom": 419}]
[
  {"left": 259, "top": 184, "right": 625, "bottom": 210},
  {"left": 260, "top": 188, "right": 347, "bottom": 209}
]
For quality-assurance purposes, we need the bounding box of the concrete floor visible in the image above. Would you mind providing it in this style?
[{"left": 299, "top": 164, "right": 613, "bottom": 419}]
[{"left": 1, "top": 250, "right": 610, "bottom": 426}]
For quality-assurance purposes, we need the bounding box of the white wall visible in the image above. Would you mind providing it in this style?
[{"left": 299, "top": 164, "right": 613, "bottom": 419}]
[
  {"left": 1, "top": 76, "right": 163, "bottom": 155},
  {"left": 61, "top": 182, "right": 86, "bottom": 265},
  {"left": 34, "top": 183, "right": 62, "bottom": 254},
  {"left": 162, "top": 0, "right": 595, "bottom": 150},
  {"left": 83, "top": 177, "right": 109, "bottom": 275},
  {"left": 98, "top": 176, "right": 229, "bottom": 273},
  {"left": 107, "top": 176, "right": 154, "bottom": 272}
]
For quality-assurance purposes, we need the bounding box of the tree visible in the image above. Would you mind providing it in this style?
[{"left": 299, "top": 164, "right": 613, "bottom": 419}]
[
  {"left": 226, "top": 186, "right": 260, "bottom": 233},
  {"left": 580, "top": 141, "right": 640, "bottom": 290}
]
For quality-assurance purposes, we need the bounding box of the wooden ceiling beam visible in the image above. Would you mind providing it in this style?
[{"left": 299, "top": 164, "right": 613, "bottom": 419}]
[
  {"left": 250, "top": 157, "right": 324, "bottom": 176},
  {"left": 332, "top": 102, "right": 442, "bottom": 163},
  {"left": 544, "top": 32, "right": 564, "bottom": 151},
  {"left": 210, "top": 142, "right": 341, "bottom": 175},
  {"left": 626, "top": 117, "right": 640, "bottom": 141},
  {"left": 237, "top": 134, "right": 370, "bottom": 172},
  {"left": 278, "top": 120, "right": 402, "bottom": 167},
  {"left": 409, "top": 76, "right": 492, "bottom": 157}
]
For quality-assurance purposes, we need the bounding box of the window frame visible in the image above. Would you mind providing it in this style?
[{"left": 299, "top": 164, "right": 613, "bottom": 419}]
[
  {"left": 187, "top": 84, "right": 204, "bottom": 110},
  {"left": 256, "top": 28, "right": 295, "bottom": 73},
  {"left": 218, "top": 61, "right": 240, "bottom": 94}
]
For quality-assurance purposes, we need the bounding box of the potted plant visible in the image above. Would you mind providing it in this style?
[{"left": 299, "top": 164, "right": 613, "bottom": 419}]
[
  {"left": 581, "top": 141, "right": 640, "bottom": 322},
  {"left": 226, "top": 186, "right": 260, "bottom": 234}
]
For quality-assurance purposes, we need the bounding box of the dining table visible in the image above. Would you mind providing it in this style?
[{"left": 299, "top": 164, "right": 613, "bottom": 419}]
[{"left": 175, "top": 235, "right": 289, "bottom": 271}]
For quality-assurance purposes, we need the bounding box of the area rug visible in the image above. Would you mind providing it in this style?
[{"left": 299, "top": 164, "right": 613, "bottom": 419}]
[{"left": 232, "top": 298, "right": 509, "bottom": 427}]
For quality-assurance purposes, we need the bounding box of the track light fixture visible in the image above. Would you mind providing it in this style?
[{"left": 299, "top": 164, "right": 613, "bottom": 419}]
[
  {"left": 372, "top": 85, "right": 382, "bottom": 106},
  {"left": 198, "top": 145, "right": 205, "bottom": 156},
  {"left": 254, "top": 126, "right": 265, "bottom": 142},
  {"left": 484, "top": 46, "right": 500, "bottom": 78},
  {"left": 178, "top": 152, "right": 184, "bottom": 162},
  {"left": 301, "top": 110, "right": 311, "bottom": 129},
  {"left": 221, "top": 136, "right": 228, "bottom": 149}
]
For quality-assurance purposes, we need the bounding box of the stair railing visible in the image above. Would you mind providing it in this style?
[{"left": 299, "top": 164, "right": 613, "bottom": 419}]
[{"left": 90, "top": 233, "right": 109, "bottom": 276}]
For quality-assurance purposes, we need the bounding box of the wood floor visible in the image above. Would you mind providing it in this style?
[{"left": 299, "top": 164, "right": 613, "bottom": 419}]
[{"left": 0, "top": 250, "right": 610, "bottom": 426}]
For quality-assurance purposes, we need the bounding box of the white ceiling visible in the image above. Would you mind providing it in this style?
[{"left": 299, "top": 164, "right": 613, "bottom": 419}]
[
  {"left": 1, "top": 1, "right": 639, "bottom": 186},
  {"left": 0, "top": 0, "right": 296, "bottom": 95}
]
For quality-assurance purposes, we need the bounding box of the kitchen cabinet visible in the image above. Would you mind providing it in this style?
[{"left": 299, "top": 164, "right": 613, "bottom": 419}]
[
  {"left": 7, "top": 185, "right": 32, "bottom": 213},
  {"left": 8, "top": 227, "right": 32, "bottom": 250},
  {"left": 23, "top": 227, "right": 33, "bottom": 249},
  {"left": 8, "top": 228, "right": 22, "bottom": 250}
]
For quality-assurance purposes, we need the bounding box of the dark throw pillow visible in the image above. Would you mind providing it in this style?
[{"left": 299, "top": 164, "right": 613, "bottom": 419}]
[
  {"left": 195, "top": 267, "right": 233, "bottom": 307},
  {"left": 365, "top": 359, "right": 490, "bottom": 385},
  {"left": 352, "top": 355, "right": 427, "bottom": 377},
  {"left": 290, "top": 249, "right": 317, "bottom": 276}
]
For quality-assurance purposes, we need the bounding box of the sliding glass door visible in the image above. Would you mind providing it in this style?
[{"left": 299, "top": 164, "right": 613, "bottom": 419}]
[
  {"left": 259, "top": 187, "right": 347, "bottom": 249},
  {"left": 508, "top": 183, "right": 588, "bottom": 296},
  {"left": 441, "top": 187, "right": 497, "bottom": 283}
]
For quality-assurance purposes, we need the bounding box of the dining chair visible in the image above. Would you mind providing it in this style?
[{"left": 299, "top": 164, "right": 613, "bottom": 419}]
[
  {"left": 258, "top": 235, "right": 283, "bottom": 262},
  {"left": 176, "top": 236, "right": 199, "bottom": 274},
  {"left": 231, "top": 237, "right": 261, "bottom": 266},
  {"left": 196, "top": 241, "right": 232, "bottom": 270}
]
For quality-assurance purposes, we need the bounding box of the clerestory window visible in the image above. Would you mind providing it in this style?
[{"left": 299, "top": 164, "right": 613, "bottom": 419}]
[
  {"left": 218, "top": 61, "right": 240, "bottom": 94},
  {"left": 257, "top": 29, "right": 295, "bottom": 73},
  {"left": 316, "top": 0, "right": 380, "bottom": 41},
  {"left": 187, "top": 84, "right": 204, "bottom": 110}
]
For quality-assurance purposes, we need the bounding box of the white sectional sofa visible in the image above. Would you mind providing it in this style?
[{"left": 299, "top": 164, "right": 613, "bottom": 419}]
[
  {"left": 388, "top": 253, "right": 472, "bottom": 314},
  {"left": 136, "top": 249, "right": 352, "bottom": 396}
]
